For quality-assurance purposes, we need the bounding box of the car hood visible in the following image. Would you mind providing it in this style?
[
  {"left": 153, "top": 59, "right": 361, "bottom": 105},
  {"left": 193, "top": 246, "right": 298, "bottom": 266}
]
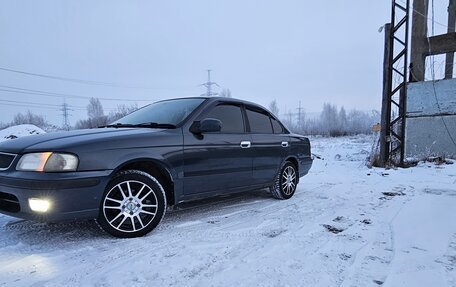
[{"left": 0, "top": 128, "right": 167, "bottom": 154}]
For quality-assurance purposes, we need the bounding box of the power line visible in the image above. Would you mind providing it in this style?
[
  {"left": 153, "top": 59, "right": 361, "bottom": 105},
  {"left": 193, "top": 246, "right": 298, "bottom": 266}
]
[
  {"left": 399, "top": 0, "right": 449, "bottom": 28},
  {"left": 0, "top": 101, "right": 85, "bottom": 112},
  {"left": 0, "top": 66, "right": 120, "bottom": 87},
  {"left": 0, "top": 99, "right": 85, "bottom": 111},
  {"left": 0, "top": 85, "right": 151, "bottom": 102},
  {"left": 0, "top": 102, "right": 60, "bottom": 110},
  {"left": 0, "top": 98, "right": 119, "bottom": 112},
  {"left": 0, "top": 98, "right": 63, "bottom": 108},
  {"left": 0, "top": 92, "right": 130, "bottom": 126},
  {"left": 0, "top": 98, "right": 91, "bottom": 110},
  {"left": 0, "top": 66, "right": 195, "bottom": 91}
]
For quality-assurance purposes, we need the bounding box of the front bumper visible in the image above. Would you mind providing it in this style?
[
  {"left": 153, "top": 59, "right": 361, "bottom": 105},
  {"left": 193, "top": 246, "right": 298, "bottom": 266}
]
[{"left": 0, "top": 170, "right": 112, "bottom": 222}]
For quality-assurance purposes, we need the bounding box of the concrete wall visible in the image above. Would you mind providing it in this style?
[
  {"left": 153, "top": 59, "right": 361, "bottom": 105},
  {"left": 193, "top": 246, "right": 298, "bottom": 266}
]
[{"left": 405, "top": 79, "right": 456, "bottom": 159}]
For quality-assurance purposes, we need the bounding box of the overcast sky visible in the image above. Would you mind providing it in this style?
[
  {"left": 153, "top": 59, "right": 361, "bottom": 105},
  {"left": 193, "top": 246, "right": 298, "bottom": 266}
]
[{"left": 0, "top": 0, "right": 433, "bottom": 126}]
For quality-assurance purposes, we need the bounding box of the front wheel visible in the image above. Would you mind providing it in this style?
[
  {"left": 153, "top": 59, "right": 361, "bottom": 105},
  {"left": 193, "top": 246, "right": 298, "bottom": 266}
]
[
  {"left": 98, "top": 170, "right": 167, "bottom": 238},
  {"left": 270, "top": 162, "right": 298, "bottom": 200}
]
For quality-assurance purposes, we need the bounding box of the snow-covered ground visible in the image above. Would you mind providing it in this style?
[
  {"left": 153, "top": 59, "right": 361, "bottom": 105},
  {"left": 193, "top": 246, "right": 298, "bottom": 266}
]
[{"left": 0, "top": 134, "right": 455, "bottom": 286}]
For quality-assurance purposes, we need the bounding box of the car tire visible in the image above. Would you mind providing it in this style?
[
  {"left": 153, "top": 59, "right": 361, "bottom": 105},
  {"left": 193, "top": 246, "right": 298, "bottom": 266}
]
[
  {"left": 270, "top": 162, "right": 298, "bottom": 200},
  {"left": 97, "top": 170, "right": 167, "bottom": 238}
]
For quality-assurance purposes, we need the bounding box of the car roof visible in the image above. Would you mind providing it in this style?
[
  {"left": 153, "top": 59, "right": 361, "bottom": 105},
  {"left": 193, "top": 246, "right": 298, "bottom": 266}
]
[
  {"left": 159, "top": 96, "right": 270, "bottom": 113},
  {"left": 204, "top": 97, "right": 269, "bottom": 111}
]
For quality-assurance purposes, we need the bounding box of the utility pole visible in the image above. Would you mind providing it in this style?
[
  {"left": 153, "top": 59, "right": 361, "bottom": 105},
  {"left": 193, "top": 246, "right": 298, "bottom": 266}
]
[
  {"left": 202, "top": 70, "right": 219, "bottom": 97},
  {"left": 445, "top": 0, "right": 456, "bottom": 79},
  {"left": 380, "top": 23, "right": 393, "bottom": 166},
  {"left": 296, "top": 101, "right": 304, "bottom": 127},
  {"left": 60, "top": 98, "right": 72, "bottom": 131}
]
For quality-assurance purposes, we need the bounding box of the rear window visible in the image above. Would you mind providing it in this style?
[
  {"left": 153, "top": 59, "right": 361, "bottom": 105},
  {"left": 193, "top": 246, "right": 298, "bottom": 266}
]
[
  {"left": 246, "top": 108, "right": 273, "bottom": 134},
  {"left": 271, "top": 117, "right": 284, "bottom": 134}
]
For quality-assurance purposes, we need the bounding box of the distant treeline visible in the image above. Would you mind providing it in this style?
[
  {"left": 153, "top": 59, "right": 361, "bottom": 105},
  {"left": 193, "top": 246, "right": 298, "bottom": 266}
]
[
  {"left": 270, "top": 101, "right": 380, "bottom": 137},
  {"left": 0, "top": 98, "right": 380, "bottom": 137}
]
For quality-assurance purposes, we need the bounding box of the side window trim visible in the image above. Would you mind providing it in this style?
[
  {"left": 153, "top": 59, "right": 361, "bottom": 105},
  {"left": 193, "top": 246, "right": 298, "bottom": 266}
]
[
  {"left": 241, "top": 104, "right": 250, "bottom": 133},
  {"left": 268, "top": 117, "right": 274, "bottom": 134}
]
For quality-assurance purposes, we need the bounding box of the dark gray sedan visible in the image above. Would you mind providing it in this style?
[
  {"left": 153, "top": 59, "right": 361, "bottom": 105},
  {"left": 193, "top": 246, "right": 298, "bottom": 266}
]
[{"left": 0, "top": 97, "right": 312, "bottom": 237}]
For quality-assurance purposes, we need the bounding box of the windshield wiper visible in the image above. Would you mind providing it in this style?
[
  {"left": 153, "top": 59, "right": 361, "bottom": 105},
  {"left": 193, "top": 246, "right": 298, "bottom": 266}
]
[
  {"left": 99, "top": 123, "right": 135, "bottom": 128},
  {"left": 99, "top": 122, "right": 176, "bottom": 129},
  {"left": 135, "top": 122, "right": 177, "bottom": 129}
]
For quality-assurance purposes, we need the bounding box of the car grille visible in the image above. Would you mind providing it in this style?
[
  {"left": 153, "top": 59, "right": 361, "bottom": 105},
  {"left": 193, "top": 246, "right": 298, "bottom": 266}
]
[
  {"left": 0, "top": 192, "right": 20, "bottom": 213},
  {"left": 0, "top": 152, "right": 16, "bottom": 170}
]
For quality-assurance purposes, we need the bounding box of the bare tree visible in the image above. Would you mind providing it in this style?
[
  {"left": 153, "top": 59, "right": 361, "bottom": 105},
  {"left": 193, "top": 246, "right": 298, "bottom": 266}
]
[
  {"left": 87, "top": 98, "right": 104, "bottom": 119},
  {"left": 74, "top": 119, "right": 91, "bottom": 130},
  {"left": 338, "top": 106, "right": 348, "bottom": 136},
  {"left": 320, "top": 103, "right": 339, "bottom": 136},
  {"left": 346, "top": 110, "right": 380, "bottom": 135},
  {"left": 219, "top": 88, "right": 232, "bottom": 98},
  {"left": 281, "top": 110, "right": 295, "bottom": 131},
  {"left": 268, "top": 100, "right": 279, "bottom": 117},
  {"left": 75, "top": 98, "right": 108, "bottom": 129},
  {"left": 108, "top": 104, "right": 138, "bottom": 122},
  {"left": 12, "top": 111, "right": 50, "bottom": 130}
]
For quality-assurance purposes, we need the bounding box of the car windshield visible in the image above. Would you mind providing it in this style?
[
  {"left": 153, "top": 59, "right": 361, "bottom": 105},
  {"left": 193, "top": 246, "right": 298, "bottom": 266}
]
[{"left": 113, "top": 98, "right": 205, "bottom": 126}]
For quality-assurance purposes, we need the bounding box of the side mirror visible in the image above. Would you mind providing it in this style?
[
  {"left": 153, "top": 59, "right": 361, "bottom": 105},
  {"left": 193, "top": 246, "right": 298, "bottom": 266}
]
[{"left": 190, "top": 118, "right": 222, "bottom": 134}]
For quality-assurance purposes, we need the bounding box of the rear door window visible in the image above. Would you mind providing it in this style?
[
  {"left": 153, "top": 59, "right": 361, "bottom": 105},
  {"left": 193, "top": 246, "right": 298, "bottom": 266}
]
[{"left": 246, "top": 108, "right": 273, "bottom": 134}]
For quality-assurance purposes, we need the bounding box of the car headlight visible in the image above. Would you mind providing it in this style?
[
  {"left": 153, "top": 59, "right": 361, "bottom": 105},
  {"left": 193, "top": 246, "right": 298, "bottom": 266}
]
[{"left": 17, "top": 152, "right": 78, "bottom": 172}]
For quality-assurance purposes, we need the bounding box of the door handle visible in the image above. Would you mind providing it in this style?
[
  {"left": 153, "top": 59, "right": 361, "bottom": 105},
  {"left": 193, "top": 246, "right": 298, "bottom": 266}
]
[
  {"left": 281, "top": 141, "right": 289, "bottom": 147},
  {"left": 240, "top": 141, "right": 251, "bottom": 149}
]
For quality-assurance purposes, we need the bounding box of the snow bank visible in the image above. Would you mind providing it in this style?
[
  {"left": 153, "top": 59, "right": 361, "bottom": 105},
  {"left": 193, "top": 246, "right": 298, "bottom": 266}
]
[{"left": 0, "top": 124, "right": 45, "bottom": 142}]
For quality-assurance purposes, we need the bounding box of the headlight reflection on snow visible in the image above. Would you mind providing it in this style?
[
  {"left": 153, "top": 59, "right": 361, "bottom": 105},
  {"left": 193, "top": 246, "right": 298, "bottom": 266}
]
[{"left": 0, "top": 254, "right": 57, "bottom": 283}]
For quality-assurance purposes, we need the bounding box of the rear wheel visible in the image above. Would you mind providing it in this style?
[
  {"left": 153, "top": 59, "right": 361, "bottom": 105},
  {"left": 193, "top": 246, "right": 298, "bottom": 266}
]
[
  {"left": 98, "top": 170, "right": 166, "bottom": 238},
  {"left": 270, "top": 162, "right": 298, "bottom": 200}
]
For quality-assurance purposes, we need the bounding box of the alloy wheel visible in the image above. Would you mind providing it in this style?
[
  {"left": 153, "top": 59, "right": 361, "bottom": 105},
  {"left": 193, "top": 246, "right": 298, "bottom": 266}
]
[
  {"left": 281, "top": 165, "right": 297, "bottom": 195},
  {"left": 103, "top": 180, "right": 158, "bottom": 233}
]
